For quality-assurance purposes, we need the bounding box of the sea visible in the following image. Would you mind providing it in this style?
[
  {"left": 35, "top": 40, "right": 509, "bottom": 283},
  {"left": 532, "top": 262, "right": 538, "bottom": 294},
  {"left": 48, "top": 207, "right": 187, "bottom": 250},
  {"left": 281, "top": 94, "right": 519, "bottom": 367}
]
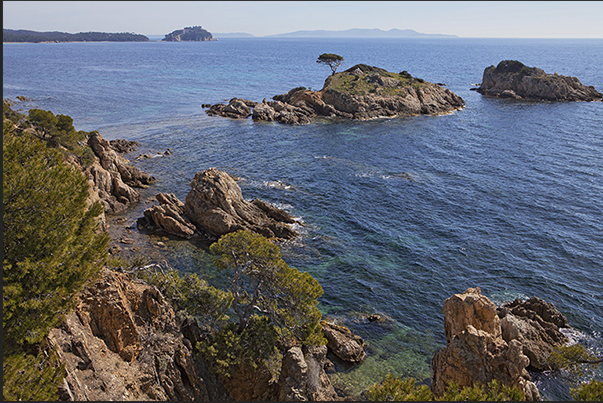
[{"left": 3, "top": 37, "right": 602, "bottom": 400}]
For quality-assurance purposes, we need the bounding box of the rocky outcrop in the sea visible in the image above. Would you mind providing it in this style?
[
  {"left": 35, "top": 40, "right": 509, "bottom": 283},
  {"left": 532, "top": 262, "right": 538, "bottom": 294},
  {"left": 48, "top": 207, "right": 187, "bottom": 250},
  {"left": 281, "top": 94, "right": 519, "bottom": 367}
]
[
  {"left": 430, "top": 287, "right": 541, "bottom": 401},
  {"left": 477, "top": 60, "right": 603, "bottom": 101},
  {"left": 497, "top": 296, "right": 569, "bottom": 370},
  {"left": 183, "top": 168, "right": 299, "bottom": 240},
  {"left": 139, "top": 168, "right": 300, "bottom": 241},
  {"left": 108, "top": 138, "right": 139, "bottom": 153},
  {"left": 206, "top": 64, "right": 465, "bottom": 124},
  {"left": 47, "top": 268, "right": 208, "bottom": 401}
]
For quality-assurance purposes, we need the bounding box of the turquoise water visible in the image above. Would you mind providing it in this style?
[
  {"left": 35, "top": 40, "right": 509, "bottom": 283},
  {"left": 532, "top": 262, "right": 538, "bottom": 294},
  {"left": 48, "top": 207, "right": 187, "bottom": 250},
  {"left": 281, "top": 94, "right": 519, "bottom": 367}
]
[{"left": 4, "top": 38, "right": 603, "bottom": 399}]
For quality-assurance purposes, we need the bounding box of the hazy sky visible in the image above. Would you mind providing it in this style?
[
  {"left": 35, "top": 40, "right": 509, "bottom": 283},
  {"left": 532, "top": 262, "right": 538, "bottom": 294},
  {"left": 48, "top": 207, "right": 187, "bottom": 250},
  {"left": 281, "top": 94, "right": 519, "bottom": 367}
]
[{"left": 3, "top": 1, "right": 603, "bottom": 38}]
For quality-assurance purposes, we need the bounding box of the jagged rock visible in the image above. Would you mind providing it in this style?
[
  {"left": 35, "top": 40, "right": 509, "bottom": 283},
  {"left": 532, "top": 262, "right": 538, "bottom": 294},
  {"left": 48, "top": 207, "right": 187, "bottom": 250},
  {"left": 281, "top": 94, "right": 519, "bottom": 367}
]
[
  {"left": 430, "top": 287, "right": 540, "bottom": 401},
  {"left": 252, "top": 100, "right": 276, "bottom": 121},
  {"left": 85, "top": 132, "right": 156, "bottom": 215},
  {"left": 497, "top": 297, "right": 569, "bottom": 370},
  {"left": 321, "top": 321, "right": 367, "bottom": 364},
  {"left": 183, "top": 167, "right": 299, "bottom": 240},
  {"left": 109, "top": 139, "right": 139, "bottom": 153},
  {"left": 477, "top": 60, "right": 603, "bottom": 101},
  {"left": 442, "top": 286, "right": 502, "bottom": 343},
  {"left": 206, "top": 98, "right": 256, "bottom": 119},
  {"left": 47, "top": 268, "right": 208, "bottom": 401},
  {"left": 208, "top": 64, "right": 464, "bottom": 125},
  {"left": 141, "top": 192, "right": 197, "bottom": 239}
]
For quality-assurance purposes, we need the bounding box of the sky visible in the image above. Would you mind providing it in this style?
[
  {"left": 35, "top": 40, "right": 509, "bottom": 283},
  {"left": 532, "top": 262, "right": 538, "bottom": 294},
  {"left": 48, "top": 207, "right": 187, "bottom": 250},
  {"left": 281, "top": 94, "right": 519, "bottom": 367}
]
[{"left": 3, "top": 1, "right": 603, "bottom": 39}]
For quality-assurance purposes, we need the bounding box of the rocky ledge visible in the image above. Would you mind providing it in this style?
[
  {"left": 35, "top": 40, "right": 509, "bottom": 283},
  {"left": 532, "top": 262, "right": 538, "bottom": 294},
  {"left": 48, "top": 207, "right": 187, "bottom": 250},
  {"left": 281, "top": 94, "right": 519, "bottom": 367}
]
[
  {"left": 477, "top": 60, "right": 603, "bottom": 101},
  {"left": 138, "top": 167, "right": 300, "bottom": 241},
  {"left": 205, "top": 64, "right": 465, "bottom": 124}
]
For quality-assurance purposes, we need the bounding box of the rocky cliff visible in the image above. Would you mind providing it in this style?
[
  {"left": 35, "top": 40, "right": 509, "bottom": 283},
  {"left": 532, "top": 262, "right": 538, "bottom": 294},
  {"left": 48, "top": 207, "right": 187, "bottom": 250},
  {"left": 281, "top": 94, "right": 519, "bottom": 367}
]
[
  {"left": 47, "top": 268, "right": 208, "bottom": 401},
  {"left": 206, "top": 64, "right": 465, "bottom": 124},
  {"left": 477, "top": 60, "right": 603, "bottom": 101}
]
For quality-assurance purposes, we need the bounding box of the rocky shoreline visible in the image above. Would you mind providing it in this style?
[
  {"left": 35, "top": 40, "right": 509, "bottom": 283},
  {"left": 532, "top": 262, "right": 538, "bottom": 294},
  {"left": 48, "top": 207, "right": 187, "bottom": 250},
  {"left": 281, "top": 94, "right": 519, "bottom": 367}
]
[{"left": 47, "top": 266, "right": 578, "bottom": 401}]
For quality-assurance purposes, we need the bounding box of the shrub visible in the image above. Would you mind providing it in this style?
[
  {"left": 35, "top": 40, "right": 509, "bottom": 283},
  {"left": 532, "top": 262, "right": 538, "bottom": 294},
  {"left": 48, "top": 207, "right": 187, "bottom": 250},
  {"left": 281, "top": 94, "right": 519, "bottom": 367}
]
[
  {"left": 571, "top": 379, "right": 603, "bottom": 401},
  {"left": 366, "top": 374, "right": 434, "bottom": 401}
]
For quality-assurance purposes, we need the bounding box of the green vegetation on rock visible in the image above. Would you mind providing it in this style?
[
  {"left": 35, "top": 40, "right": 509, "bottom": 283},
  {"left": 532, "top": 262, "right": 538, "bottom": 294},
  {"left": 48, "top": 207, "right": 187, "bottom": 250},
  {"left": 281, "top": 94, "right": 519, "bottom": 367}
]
[
  {"left": 324, "top": 64, "right": 428, "bottom": 96},
  {"left": 367, "top": 376, "right": 525, "bottom": 401},
  {"left": 366, "top": 374, "right": 434, "bottom": 401},
  {"left": 571, "top": 379, "right": 603, "bottom": 401}
]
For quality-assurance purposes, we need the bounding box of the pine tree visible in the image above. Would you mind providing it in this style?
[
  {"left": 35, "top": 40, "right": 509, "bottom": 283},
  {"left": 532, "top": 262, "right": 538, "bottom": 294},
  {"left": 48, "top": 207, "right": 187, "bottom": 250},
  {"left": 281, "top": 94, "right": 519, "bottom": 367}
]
[
  {"left": 209, "top": 229, "right": 325, "bottom": 345},
  {"left": 3, "top": 122, "right": 109, "bottom": 349}
]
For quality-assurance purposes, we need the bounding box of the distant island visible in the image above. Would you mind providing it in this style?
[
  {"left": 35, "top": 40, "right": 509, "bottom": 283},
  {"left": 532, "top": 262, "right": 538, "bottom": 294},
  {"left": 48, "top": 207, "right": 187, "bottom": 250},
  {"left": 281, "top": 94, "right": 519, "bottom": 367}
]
[
  {"left": 162, "top": 26, "right": 215, "bottom": 41},
  {"left": 266, "top": 28, "right": 458, "bottom": 38},
  {"left": 3, "top": 28, "right": 149, "bottom": 43}
]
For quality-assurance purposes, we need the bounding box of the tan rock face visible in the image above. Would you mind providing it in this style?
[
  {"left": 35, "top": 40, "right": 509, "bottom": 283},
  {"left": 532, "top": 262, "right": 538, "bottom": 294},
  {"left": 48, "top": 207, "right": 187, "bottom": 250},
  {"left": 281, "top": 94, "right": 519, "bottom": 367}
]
[
  {"left": 142, "top": 192, "right": 197, "bottom": 239},
  {"left": 83, "top": 132, "right": 156, "bottom": 215},
  {"left": 276, "top": 345, "right": 338, "bottom": 401},
  {"left": 497, "top": 296, "right": 569, "bottom": 370},
  {"left": 47, "top": 268, "right": 208, "bottom": 401},
  {"left": 430, "top": 287, "right": 541, "bottom": 401},
  {"left": 442, "top": 286, "right": 501, "bottom": 343}
]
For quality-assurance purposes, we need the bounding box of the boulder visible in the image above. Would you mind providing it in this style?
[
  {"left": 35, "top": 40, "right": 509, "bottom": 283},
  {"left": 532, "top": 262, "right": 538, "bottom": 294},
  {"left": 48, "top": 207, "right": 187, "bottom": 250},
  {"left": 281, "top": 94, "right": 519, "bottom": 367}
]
[
  {"left": 321, "top": 320, "right": 367, "bottom": 364},
  {"left": 477, "top": 60, "right": 603, "bottom": 101},
  {"left": 206, "top": 98, "right": 256, "bottom": 119},
  {"left": 252, "top": 101, "right": 276, "bottom": 121},
  {"left": 431, "top": 287, "right": 540, "bottom": 401},
  {"left": 47, "top": 268, "right": 208, "bottom": 401},
  {"left": 183, "top": 167, "right": 299, "bottom": 240}
]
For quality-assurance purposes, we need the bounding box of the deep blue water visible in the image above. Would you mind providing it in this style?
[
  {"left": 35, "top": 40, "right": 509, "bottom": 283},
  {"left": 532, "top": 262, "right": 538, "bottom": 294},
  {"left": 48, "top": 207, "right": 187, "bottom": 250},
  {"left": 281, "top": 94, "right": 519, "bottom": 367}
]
[{"left": 4, "top": 38, "right": 603, "bottom": 398}]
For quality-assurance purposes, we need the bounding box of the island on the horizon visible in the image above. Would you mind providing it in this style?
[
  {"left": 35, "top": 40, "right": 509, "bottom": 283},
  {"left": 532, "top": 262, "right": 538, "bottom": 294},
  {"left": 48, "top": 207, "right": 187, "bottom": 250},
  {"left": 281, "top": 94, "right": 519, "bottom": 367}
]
[
  {"left": 2, "top": 28, "right": 149, "bottom": 43},
  {"left": 162, "top": 26, "right": 215, "bottom": 41},
  {"left": 213, "top": 27, "right": 458, "bottom": 39},
  {"left": 266, "top": 27, "right": 458, "bottom": 38}
]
